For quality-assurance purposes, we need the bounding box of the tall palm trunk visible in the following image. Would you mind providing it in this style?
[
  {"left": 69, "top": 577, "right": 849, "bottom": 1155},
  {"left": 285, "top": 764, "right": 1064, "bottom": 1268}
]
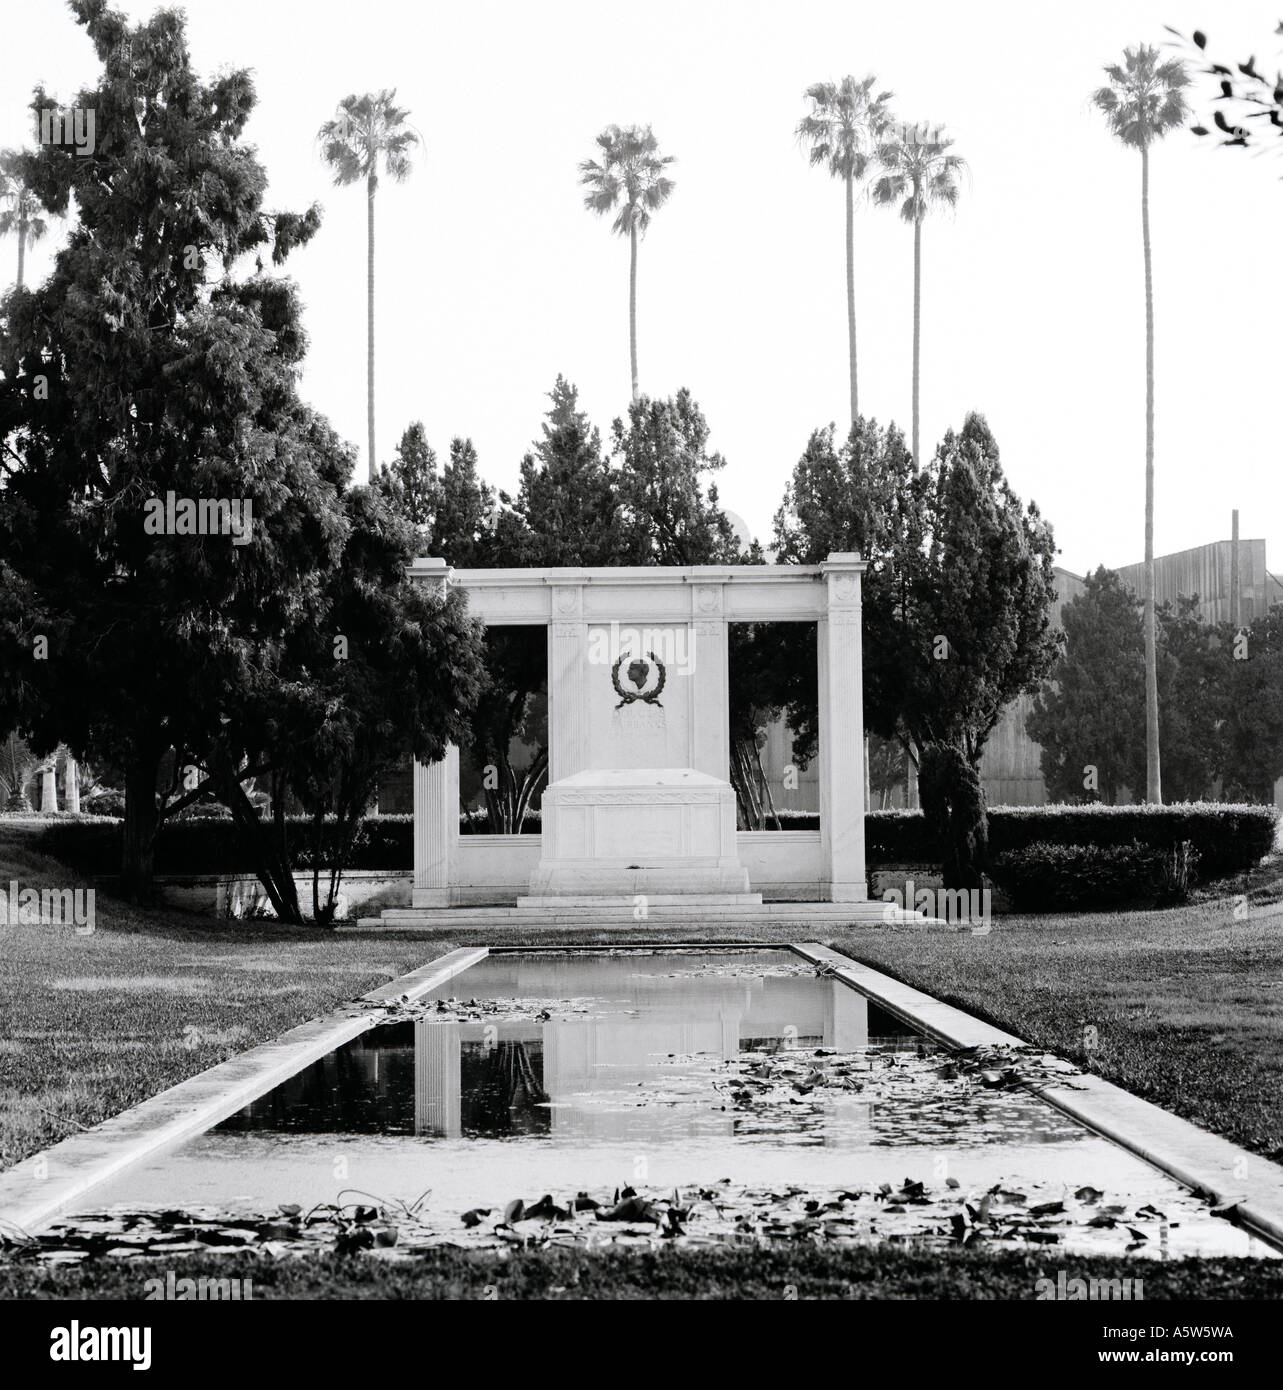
[
  {"left": 629, "top": 220, "right": 639, "bottom": 403},
  {"left": 367, "top": 170, "right": 376, "bottom": 483},
  {"left": 16, "top": 214, "right": 26, "bottom": 290},
  {"left": 845, "top": 172, "right": 857, "bottom": 423},
  {"left": 1141, "top": 144, "right": 1161, "bottom": 803},
  {"left": 911, "top": 212, "right": 922, "bottom": 465}
]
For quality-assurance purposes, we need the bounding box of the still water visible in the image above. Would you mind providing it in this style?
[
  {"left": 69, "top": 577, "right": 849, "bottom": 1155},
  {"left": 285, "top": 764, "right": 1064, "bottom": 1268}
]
[{"left": 80, "top": 951, "right": 1275, "bottom": 1258}]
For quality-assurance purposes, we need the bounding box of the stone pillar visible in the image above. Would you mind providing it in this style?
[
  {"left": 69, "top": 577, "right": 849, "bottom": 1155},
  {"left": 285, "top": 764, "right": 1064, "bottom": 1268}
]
[
  {"left": 547, "top": 581, "right": 588, "bottom": 783},
  {"left": 40, "top": 762, "right": 58, "bottom": 814},
  {"left": 689, "top": 584, "right": 728, "bottom": 779},
  {"left": 410, "top": 557, "right": 458, "bottom": 908},
  {"left": 65, "top": 756, "right": 80, "bottom": 814},
  {"left": 414, "top": 1020, "right": 461, "bottom": 1137},
  {"left": 412, "top": 746, "right": 459, "bottom": 907},
  {"left": 818, "top": 552, "right": 867, "bottom": 902}
]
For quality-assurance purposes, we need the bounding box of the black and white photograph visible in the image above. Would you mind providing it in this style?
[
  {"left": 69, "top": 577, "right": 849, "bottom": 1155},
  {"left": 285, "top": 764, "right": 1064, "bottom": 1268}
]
[{"left": 0, "top": 0, "right": 1281, "bottom": 1361}]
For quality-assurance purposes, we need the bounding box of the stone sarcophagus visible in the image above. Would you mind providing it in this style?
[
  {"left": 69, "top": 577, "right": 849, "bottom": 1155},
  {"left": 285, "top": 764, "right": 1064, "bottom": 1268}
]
[{"left": 520, "top": 768, "right": 753, "bottom": 903}]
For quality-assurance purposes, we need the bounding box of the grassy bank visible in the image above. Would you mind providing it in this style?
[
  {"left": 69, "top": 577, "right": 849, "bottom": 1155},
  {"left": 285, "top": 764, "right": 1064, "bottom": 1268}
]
[
  {"left": 0, "top": 823, "right": 447, "bottom": 1169},
  {"left": 3, "top": 1245, "right": 1281, "bottom": 1301}
]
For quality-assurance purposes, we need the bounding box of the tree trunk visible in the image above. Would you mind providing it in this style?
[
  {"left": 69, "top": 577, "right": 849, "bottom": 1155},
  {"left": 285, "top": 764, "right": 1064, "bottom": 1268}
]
[
  {"left": 912, "top": 213, "right": 922, "bottom": 466},
  {"left": 16, "top": 215, "right": 26, "bottom": 291},
  {"left": 629, "top": 219, "right": 639, "bottom": 404},
  {"left": 121, "top": 753, "right": 161, "bottom": 903},
  {"left": 1141, "top": 144, "right": 1162, "bottom": 804},
  {"left": 367, "top": 171, "right": 377, "bottom": 483},
  {"left": 845, "top": 172, "right": 857, "bottom": 424}
]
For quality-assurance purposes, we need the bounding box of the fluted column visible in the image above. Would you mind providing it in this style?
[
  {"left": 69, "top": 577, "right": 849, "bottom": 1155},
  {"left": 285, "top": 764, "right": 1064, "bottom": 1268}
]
[
  {"left": 689, "top": 585, "right": 728, "bottom": 779},
  {"left": 411, "top": 557, "right": 458, "bottom": 907},
  {"left": 412, "top": 746, "right": 459, "bottom": 907},
  {"left": 64, "top": 756, "right": 80, "bottom": 814},
  {"left": 547, "top": 581, "right": 588, "bottom": 783},
  {"left": 40, "top": 762, "right": 58, "bottom": 814},
  {"left": 818, "top": 552, "right": 867, "bottom": 901}
]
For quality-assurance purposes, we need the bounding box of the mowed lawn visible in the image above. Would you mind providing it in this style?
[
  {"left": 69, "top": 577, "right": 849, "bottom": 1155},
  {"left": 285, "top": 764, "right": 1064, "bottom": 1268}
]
[
  {"left": 2, "top": 821, "right": 1282, "bottom": 1173},
  {"left": 0, "top": 825, "right": 450, "bottom": 1169}
]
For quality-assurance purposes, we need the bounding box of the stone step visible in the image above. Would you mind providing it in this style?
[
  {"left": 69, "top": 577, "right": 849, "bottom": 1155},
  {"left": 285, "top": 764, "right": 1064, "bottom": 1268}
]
[{"left": 344, "top": 902, "right": 935, "bottom": 932}]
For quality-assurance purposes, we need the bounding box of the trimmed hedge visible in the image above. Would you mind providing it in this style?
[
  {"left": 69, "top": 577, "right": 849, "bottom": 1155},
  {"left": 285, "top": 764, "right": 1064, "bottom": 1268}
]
[
  {"left": 32, "top": 801, "right": 1278, "bottom": 883},
  {"left": 990, "top": 840, "right": 1199, "bottom": 913},
  {"left": 868, "top": 802, "right": 1277, "bottom": 883},
  {"left": 35, "top": 815, "right": 418, "bottom": 877}
]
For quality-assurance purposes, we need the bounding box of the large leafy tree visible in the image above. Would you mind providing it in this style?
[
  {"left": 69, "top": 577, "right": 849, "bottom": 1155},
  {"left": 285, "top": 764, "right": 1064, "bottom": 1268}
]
[
  {"left": 871, "top": 128, "right": 966, "bottom": 467},
  {"left": 796, "top": 76, "right": 895, "bottom": 425},
  {"left": 407, "top": 435, "right": 544, "bottom": 834},
  {"left": 1091, "top": 45, "right": 1191, "bottom": 805},
  {"left": 1027, "top": 567, "right": 1147, "bottom": 804},
  {"left": 0, "top": 2, "right": 480, "bottom": 909},
  {"left": 232, "top": 484, "right": 484, "bottom": 924},
  {"left": 579, "top": 125, "right": 676, "bottom": 403},
  {"left": 773, "top": 416, "right": 923, "bottom": 764},
  {"left": 0, "top": 151, "right": 51, "bottom": 291},
  {"left": 774, "top": 412, "right": 1060, "bottom": 886},
  {"left": 317, "top": 90, "right": 420, "bottom": 482}
]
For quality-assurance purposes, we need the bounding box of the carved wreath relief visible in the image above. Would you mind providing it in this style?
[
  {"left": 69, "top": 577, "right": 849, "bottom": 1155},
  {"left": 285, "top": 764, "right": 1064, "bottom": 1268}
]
[{"left": 611, "top": 650, "right": 667, "bottom": 709}]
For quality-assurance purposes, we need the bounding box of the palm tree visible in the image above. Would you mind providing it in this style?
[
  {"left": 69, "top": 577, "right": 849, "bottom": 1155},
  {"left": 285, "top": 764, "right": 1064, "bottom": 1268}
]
[
  {"left": 1092, "top": 46, "right": 1190, "bottom": 805},
  {"left": 796, "top": 76, "right": 895, "bottom": 425},
  {"left": 0, "top": 151, "right": 49, "bottom": 291},
  {"left": 579, "top": 125, "right": 676, "bottom": 403},
  {"left": 872, "top": 128, "right": 967, "bottom": 469},
  {"left": 317, "top": 92, "right": 421, "bottom": 483}
]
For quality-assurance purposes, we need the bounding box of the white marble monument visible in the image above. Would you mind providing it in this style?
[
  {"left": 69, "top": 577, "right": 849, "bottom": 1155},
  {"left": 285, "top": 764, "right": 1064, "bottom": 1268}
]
[{"left": 403, "top": 555, "right": 870, "bottom": 914}]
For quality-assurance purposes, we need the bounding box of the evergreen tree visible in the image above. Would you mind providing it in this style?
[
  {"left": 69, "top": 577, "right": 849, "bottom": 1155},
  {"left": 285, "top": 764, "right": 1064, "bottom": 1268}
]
[
  {"left": 1027, "top": 567, "right": 1147, "bottom": 803},
  {"left": 515, "top": 376, "right": 620, "bottom": 566},
  {"left": 376, "top": 421, "right": 439, "bottom": 536}
]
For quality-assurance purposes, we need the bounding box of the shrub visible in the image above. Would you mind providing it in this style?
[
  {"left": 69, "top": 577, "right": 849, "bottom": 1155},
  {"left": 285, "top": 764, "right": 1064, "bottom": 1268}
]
[
  {"left": 867, "top": 802, "right": 1276, "bottom": 884},
  {"left": 990, "top": 840, "right": 1199, "bottom": 912},
  {"left": 81, "top": 788, "right": 125, "bottom": 818}
]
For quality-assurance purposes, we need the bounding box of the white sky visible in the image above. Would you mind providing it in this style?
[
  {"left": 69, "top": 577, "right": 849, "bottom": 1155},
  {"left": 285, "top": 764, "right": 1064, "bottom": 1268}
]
[{"left": 3, "top": 0, "right": 1280, "bottom": 580}]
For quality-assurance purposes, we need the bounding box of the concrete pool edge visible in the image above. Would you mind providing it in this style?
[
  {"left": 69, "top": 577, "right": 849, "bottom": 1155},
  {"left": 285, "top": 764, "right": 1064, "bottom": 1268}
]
[
  {"left": 793, "top": 943, "right": 1283, "bottom": 1253},
  {"left": 0, "top": 947, "right": 488, "bottom": 1239}
]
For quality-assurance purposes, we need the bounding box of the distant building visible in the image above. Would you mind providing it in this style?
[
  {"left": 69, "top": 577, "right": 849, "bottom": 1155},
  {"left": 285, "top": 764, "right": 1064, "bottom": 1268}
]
[{"left": 1115, "top": 537, "right": 1278, "bottom": 628}]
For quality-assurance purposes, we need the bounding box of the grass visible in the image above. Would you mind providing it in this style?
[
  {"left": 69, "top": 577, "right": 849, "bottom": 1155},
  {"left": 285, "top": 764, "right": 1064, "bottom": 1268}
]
[
  {"left": 2, "top": 816, "right": 1281, "bottom": 1299},
  {"left": 846, "top": 853, "right": 1283, "bottom": 1163},
  {"left": 0, "top": 823, "right": 449, "bottom": 1169},
  {"left": 2, "top": 1246, "right": 1281, "bottom": 1301}
]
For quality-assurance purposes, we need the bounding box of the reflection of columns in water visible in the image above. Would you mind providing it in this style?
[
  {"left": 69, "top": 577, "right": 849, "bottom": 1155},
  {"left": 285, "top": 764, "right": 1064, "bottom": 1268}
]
[
  {"left": 824, "top": 983, "right": 868, "bottom": 1050},
  {"left": 414, "top": 1021, "right": 461, "bottom": 1137}
]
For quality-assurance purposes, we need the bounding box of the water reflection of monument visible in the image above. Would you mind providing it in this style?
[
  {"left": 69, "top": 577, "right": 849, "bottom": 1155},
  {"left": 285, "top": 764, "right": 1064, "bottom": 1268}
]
[{"left": 414, "top": 979, "right": 873, "bottom": 1139}]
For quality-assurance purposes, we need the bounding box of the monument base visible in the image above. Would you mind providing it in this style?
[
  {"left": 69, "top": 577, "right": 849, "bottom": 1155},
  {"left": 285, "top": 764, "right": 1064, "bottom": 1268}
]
[{"left": 526, "top": 767, "right": 751, "bottom": 899}]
